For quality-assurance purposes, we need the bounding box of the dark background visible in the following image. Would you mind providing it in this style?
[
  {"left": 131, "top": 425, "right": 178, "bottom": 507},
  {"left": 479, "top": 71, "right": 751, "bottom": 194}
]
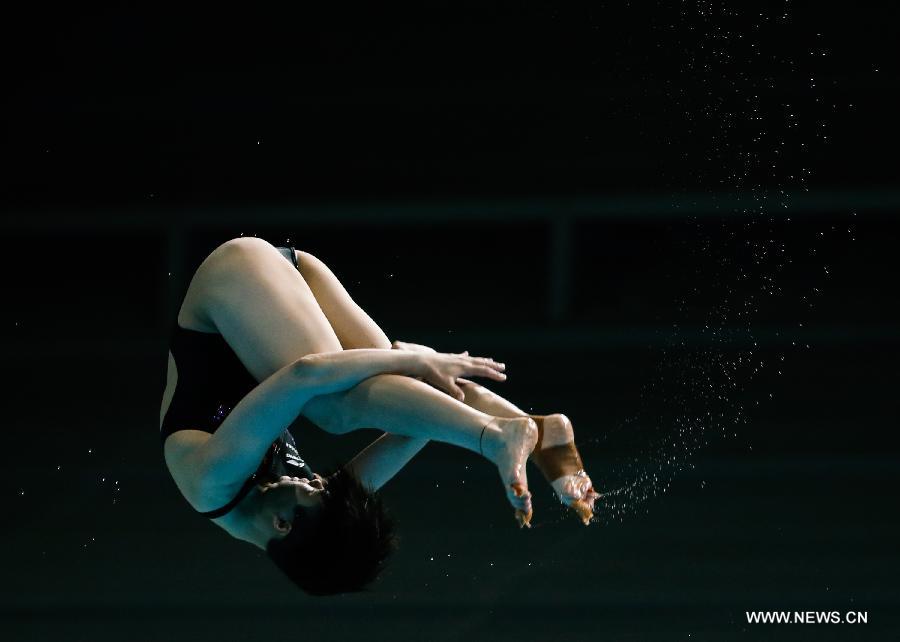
[{"left": 2, "top": 3, "right": 897, "bottom": 641}]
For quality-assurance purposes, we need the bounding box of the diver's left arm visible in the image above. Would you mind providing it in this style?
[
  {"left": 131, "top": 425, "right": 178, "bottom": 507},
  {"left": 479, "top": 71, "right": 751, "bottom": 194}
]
[{"left": 345, "top": 433, "right": 430, "bottom": 491}]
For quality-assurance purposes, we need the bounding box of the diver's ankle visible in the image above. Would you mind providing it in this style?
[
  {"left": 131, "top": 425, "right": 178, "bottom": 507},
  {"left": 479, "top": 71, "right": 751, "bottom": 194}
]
[{"left": 479, "top": 417, "right": 506, "bottom": 463}]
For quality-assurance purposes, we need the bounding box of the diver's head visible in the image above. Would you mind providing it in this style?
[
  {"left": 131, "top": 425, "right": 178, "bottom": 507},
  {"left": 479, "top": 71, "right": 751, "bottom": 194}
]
[
  {"left": 265, "top": 466, "right": 397, "bottom": 596},
  {"left": 249, "top": 473, "right": 328, "bottom": 539}
]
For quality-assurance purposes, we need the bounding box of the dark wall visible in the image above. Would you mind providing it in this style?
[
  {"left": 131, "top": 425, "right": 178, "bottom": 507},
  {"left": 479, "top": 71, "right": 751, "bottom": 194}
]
[{"left": 2, "top": 3, "right": 897, "bottom": 206}]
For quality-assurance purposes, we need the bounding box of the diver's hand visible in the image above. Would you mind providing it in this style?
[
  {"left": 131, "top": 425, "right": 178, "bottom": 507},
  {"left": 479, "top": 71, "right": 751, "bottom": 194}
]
[
  {"left": 392, "top": 340, "right": 490, "bottom": 393},
  {"left": 415, "top": 352, "right": 506, "bottom": 401}
]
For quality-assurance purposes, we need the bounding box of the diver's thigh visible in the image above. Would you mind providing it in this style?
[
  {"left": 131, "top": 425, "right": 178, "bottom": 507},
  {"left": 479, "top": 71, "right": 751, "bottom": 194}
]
[
  {"left": 193, "top": 237, "right": 343, "bottom": 381},
  {"left": 296, "top": 250, "right": 391, "bottom": 350}
]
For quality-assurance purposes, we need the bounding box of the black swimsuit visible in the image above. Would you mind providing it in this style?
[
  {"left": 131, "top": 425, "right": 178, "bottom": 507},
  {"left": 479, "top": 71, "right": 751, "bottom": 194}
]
[{"left": 160, "top": 245, "right": 315, "bottom": 519}]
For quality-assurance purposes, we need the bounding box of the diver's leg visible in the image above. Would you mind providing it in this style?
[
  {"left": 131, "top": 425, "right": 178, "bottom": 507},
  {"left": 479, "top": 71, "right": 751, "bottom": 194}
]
[
  {"left": 293, "top": 249, "right": 538, "bottom": 507},
  {"left": 289, "top": 248, "right": 543, "bottom": 497},
  {"left": 457, "top": 380, "right": 572, "bottom": 449},
  {"left": 458, "top": 379, "right": 599, "bottom": 515},
  {"left": 189, "top": 237, "right": 535, "bottom": 510},
  {"left": 277, "top": 247, "right": 591, "bottom": 520},
  {"left": 288, "top": 250, "right": 434, "bottom": 484},
  {"left": 183, "top": 237, "right": 343, "bottom": 381},
  {"left": 292, "top": 250, "right": 534, "bottom": 466},
  {"left": 302, "top": 375, "right": 536, "bottom": 513},
  {"left": 287, "top": 248, "right": 525, "bottom": 438},
  {"left": 294, "top": 250, "right": 392, "bottom": 350},
  {"left": 290, "top": 248, "right": 539, "bottom": 507}
]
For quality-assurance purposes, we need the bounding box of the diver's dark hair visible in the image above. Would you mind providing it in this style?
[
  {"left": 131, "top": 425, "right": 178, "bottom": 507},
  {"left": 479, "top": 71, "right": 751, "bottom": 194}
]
[{"left": 266, "top": 466, "right": 397, "bottom": 596}]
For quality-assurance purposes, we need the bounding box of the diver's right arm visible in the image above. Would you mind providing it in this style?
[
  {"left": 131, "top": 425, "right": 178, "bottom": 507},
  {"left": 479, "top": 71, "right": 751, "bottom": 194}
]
[{"left": 197, "top": 350, "right": 505, "bottom": 493}]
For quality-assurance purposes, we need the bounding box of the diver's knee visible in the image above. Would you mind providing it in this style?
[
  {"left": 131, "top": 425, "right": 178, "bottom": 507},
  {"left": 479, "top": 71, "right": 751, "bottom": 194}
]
[
  {"left": 303, "top": 391, "right": 356, "bottom": 435},
  {"left": 207, "top": 237, "right": 274, "bottom": 274}
]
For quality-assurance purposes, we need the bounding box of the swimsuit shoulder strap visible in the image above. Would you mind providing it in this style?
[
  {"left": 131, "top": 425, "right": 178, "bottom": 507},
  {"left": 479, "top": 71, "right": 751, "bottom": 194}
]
[{"left": 196, "top": 477, "right": 257, "bottom": 519}]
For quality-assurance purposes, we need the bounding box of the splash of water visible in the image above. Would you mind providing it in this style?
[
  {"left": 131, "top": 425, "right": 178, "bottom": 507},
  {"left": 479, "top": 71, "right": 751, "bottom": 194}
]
[{"left": 578, "top": 2, "right": 850, "bottom": 524}]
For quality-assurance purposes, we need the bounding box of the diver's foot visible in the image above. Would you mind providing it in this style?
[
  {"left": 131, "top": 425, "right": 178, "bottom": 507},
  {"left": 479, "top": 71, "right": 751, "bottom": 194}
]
[
  {"left": 529, "top": 413, "right": 601, "bottom": 525},
  {"left": 482, "top": 416, "right": 539, "bottom": 527}
]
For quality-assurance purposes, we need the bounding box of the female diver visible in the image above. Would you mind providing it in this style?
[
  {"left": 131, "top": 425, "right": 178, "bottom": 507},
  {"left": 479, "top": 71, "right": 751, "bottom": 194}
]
[{"left": 159, "top": 237, "right": 600, "bottom": 595}]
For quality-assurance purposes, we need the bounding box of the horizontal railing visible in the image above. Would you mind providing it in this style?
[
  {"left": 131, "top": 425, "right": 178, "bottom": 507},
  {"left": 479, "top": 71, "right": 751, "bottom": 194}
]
[{"left": 3, "top": 189, "right": 893, "bottom": 356}]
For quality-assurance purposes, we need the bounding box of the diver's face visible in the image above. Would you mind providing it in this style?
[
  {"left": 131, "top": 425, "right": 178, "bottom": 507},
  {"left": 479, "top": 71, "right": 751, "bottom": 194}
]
[{"left": 258, "top": 474, "right": 328, "bottom": 536}]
